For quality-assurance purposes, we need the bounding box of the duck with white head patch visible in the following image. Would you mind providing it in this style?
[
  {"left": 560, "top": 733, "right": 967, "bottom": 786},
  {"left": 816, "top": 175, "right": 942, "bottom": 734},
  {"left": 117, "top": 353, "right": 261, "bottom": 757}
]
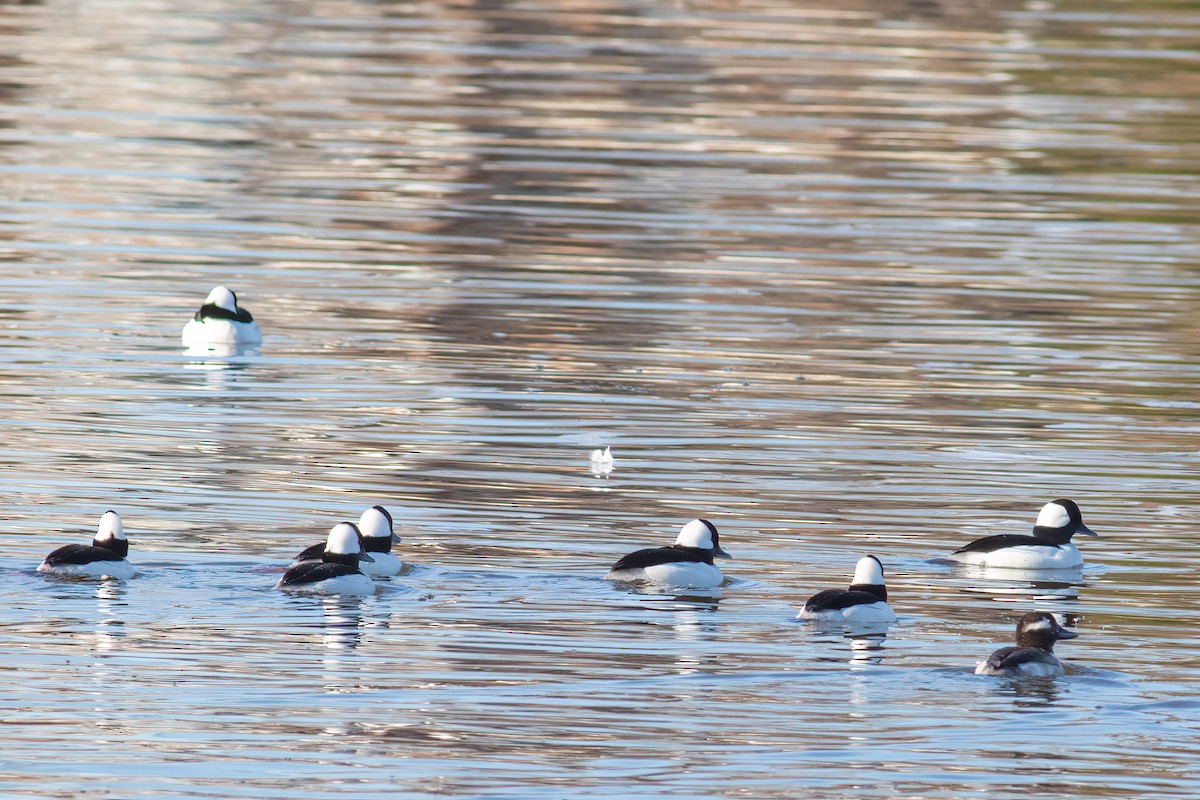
[
  {"left": 605, "top": 519, "right": 729, "bottom": 590},
  {"left": 182, "top": 285, "right": 263, "bottom": 347},
  {"left": 798, "top": 555, "right": 896, "bottom": 626},
  {"left": 948, "top": 499, "right": 1098, "bottom": 569},
  {"left": 277, "top": 522, "right": 376, "bottom": 596},
  {"left": 37, "top": 511, "right": 135, "bottom": 580},
  {"left": 975, "top": 611, "right": 1078, "bottom": 677},
  {"left": 293, "top": 507, "right": 401, "bottom": 577}
]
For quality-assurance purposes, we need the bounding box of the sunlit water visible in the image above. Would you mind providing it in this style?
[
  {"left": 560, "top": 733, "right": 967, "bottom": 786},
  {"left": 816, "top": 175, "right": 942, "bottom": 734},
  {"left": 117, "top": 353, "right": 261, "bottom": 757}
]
[{"left": 0, "top": 0, "right": 1198, "bottom": 796}]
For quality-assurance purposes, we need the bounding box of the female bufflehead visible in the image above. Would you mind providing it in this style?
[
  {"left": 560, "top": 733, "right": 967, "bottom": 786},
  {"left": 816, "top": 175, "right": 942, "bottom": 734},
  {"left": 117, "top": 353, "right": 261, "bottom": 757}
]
[
  {"left": 975, "top": 611, "right": 1078, "bottom": 677},
  {"left": 278, "top": 522, "right": 376, "bottom": 596},
  {"left": 37, "top": 510, "right": 135, "bottom": 580},
  {"left": 292, "top": 507, "right": 399, "bottom": 576},
  {"left": 181, "top": 285, "right": 263, "bottom": 346},
  {"left": 798, "top": 555, "right": 896, "bottom": 626},
  {"left": 605, "top": 518, "right": 729, "bottom": 589},
  {"left": 948, "top": 499, "right": 1098, "bottom": 569}
]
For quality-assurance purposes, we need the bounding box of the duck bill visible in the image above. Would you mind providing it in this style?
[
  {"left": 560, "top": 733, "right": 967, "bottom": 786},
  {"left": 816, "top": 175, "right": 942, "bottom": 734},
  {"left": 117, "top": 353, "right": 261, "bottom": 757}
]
[
  {"left": 390, "top": 532, "right": 402, "bottom": 543},
  {"left": 1056, "top": 627, "right": 1079, "bottom": 640},
  {"left": 1076, "top": 524, "right": 1099, "bottom": 538},
  {"left": 714, "top": 546, "right": 731, "bottom": 559},
  {"left": 360, "top": 552, "right": 376, "bottom": 564}
]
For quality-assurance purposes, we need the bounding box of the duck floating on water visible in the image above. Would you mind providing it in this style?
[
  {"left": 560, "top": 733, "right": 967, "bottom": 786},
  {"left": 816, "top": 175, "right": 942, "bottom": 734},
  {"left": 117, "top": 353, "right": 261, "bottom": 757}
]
[
  {"left": 37, "top": 511, "right": 134, "bottom": 580},
  {"left": 947, "top": 499, "right": 1097, "bottom": 569},
  {"left": 605, "top": 518, "right": 729, "bottom": 590},
  {"left": 975, "top": 611, "right": 1078, "bottom": 677},
  {"left": 182, "top": 285, "right": 262, "bottom": 347},
  {"left": 798, "top": 555, "right": 896, "bottom": 627},
  {"left": 278, "top": 522, "right": 376, "bottom": 596}
]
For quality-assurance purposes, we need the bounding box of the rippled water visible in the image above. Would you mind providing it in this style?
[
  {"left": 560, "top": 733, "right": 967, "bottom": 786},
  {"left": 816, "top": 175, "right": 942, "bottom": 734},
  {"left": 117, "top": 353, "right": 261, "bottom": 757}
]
[{"left": 0, "top": 0, "right": 1198, "bottom": 796}]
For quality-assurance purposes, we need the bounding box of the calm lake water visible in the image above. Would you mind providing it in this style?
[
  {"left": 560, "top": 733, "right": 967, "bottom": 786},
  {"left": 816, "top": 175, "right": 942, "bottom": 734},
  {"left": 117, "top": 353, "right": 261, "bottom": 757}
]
[{"left": 0, "top": 0, "right": 1198, "bottom": 796}]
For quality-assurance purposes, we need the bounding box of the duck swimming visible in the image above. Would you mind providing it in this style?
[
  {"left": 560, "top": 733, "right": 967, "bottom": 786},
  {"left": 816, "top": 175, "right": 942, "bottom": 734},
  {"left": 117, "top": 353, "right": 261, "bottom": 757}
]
[
  {"left": 948, "top": 499, "right": 1097, "bottom": 569},
  {"left": 37, "top": 511, "right": 134, "bottom": 580},
  {"left": 798, "top": 555, "right": 896, "bottom": 626},
  {"left": 605, "top": 518, "right": 729, "bottom": 590},
  {"left": 292, "top": 507, "right": 399, "bottom": 576},
  {"left": 277, "top": 522, "right": 375, "bottom": 596},
  {"left": 181, "top": 285, "right": 262, "bottom": 347},
  {"left": 975, "top": 611, "right": 1078, "bottom": 677}
]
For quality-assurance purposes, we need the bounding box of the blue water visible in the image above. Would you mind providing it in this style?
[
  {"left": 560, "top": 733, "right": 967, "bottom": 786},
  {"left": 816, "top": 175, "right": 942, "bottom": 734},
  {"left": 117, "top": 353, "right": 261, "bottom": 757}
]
[{"left": 0, "top": 0, "right": 1198, "bottom": 796}]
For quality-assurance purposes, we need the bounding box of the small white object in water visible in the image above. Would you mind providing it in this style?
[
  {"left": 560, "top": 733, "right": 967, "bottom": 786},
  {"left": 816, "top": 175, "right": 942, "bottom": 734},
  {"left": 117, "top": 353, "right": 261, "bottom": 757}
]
[{"left": 589, "top": 446, "right": 615, "bottom": 476}]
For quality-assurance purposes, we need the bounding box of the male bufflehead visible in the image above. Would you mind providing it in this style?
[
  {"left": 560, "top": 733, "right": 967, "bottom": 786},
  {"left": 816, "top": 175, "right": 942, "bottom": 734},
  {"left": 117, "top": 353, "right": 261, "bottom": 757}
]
[
  {"left": 948, "top": 499, "right": 1098, "bottom": 569},
  {"left": 181, "top": 285, "right": 263, "bottom": 346},
  {"left": 277, "top": 522, "right": 376, "bottom": 596},
  {"left": 37, "top": 510, "right": 135, "bottom": 580},
  {"left": 605, "top": 518, "right": 729, "bottom": 589},
  {"left": 798, "top": 555, "right": 896, "bottom": 626},
  {"left": 975, "top": 611, "right": 1078, "bottom": 677},
  {"left": 292, "top": 507, "right": 399, "bottom": 576}
]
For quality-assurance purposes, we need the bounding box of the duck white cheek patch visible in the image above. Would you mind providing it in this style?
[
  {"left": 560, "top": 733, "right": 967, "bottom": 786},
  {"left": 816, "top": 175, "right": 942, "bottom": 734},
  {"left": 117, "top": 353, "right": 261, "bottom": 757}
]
[{"left": 1036, "top": 503, "right": 1071, "bottom": 529}]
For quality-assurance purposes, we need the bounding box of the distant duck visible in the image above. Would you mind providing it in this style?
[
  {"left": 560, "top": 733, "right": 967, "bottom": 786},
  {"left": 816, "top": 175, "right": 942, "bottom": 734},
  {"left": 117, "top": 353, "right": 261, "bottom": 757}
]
[
  {"left": 295, "top": 506, "right": 401, "bottom": 577},
  {"left": 278, "top": 522, "right": 376, "bottom": 596},
  {"left": 37, "top": 510, "right": 135, "bottom": 580},
  {"left": 975, "top": 611, "right": 1078, "bottom": 677},
  {"left": 605, "top": 518, "right": 729, "bottom": 589},
  {"left": 798, "top": 555, "right": 896, "bottom": 626},
  {"left": 590, "top": 446, "right": 615, "bottom": 476},
  {"left": 948, "top": 499, "right": 1098, "bottom": 569},
  {"left": 181, "top": 285, "right": 262, "bottom": 346}
]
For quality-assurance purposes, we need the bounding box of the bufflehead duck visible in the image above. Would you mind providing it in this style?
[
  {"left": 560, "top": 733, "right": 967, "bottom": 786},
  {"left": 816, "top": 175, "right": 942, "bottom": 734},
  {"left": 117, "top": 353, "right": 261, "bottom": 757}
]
[
  {"left": 181, "top": 285, "right": 263, "bottom": 346},
  {"left": 37, "top": 511, "right": 135, "bottom": 580},
  {"left": 277, "top": 522, "right": 376, "bottom": 596},
  {"left": 975, "top": 611, "right": 1078, "bottom": 677},
  {"left": 295, "top": 506, "right": 401, "bottom": 577},
  {"left": 798, "top": 555, "right": 897, "bottom": 626},
  {"left": 948, "top": 499, "right": 1098, "bottom": 569},
  {"left": 605, "top": 518, "right": 729, "bottom": 589}
]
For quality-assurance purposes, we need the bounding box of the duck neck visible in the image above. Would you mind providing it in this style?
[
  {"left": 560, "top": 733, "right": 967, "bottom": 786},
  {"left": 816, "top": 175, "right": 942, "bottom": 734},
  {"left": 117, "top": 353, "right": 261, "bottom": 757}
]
[
  {"left": 362, "top": 537, "right": 392, "bottom": 554},
  {"left": 670, "top": 545, "right": 715, "bottom": 565},
  {"left": 848, "top": 583, "right": 887, "bottom": 602},
  {"left": 322, "top": 551, "right": 360, "bottom": 568},
  {"left": 1032, "top": 525, "right": 1074, "bottom": 545},
  {"left": 1016, "top": 630, "right": 1057, "bottom": 651},
  {"left": 94, "top": 538, "right": 128, "bottom": 558}
]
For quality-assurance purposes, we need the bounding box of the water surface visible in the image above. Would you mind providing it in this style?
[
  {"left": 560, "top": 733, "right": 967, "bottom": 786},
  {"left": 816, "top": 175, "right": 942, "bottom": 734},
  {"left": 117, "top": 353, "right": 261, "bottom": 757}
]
[{"left": 0, "top": 0, "right": 1198, "bottom": 796}]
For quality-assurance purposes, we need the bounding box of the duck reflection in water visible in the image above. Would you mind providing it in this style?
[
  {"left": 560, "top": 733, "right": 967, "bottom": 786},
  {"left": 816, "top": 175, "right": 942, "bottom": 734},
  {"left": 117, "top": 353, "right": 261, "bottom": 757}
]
[
  {"left": 666, "top": 602, "right": 720, "bottom": 676},
  {"left": 848, "top": 632, "right": 888, "bottom": 666},
  {"left": 318, "top": 596, "right": 370, "bottom": 694},
  {"left": 1006, "top": 677, "right": 1064, "bottom": 706},
  {"left": 320, "top": 596, "right": 367, "bottom": 655},
  {"left": 92, "top": 581, "right": 129, "bottom": 655},
  {"left": 956, "top": 564, "right": 1084, "bottom": 603},
  {"left": 182, "top": 343, "right": 259, "bottom": 392}
]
